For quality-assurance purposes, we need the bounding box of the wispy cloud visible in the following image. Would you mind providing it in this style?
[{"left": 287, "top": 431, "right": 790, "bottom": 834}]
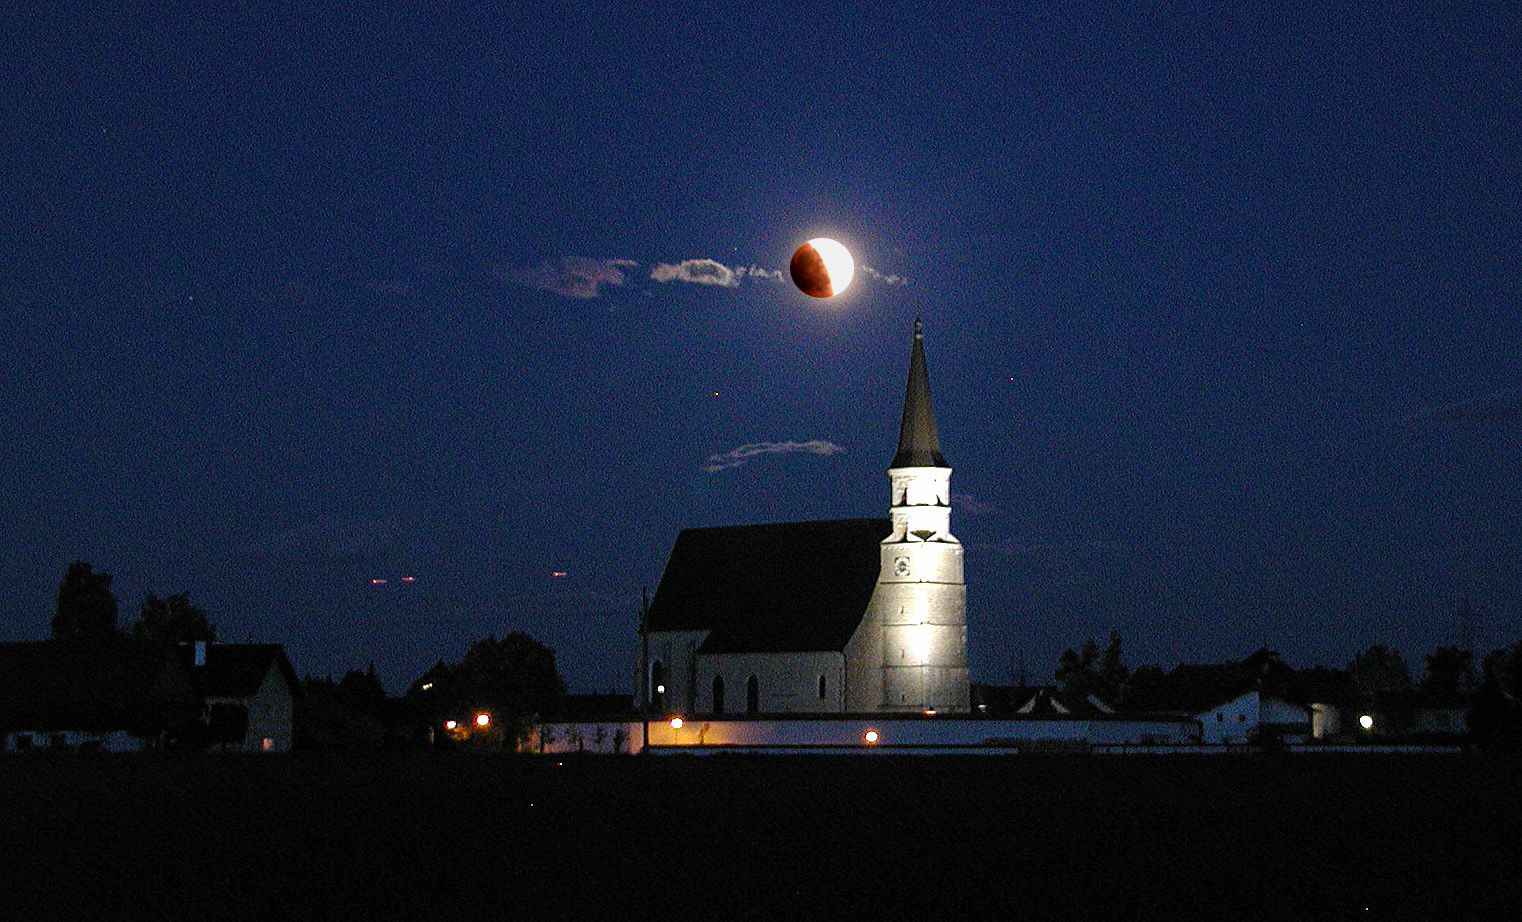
[
  {"left": 504, "top": 257, "right": 636, "bottom": 299},
  {"left": 651, "top": 258, "right": 741, "bottom": 287},
  {"left": 703, "top": 440, "right": 846, "bottom": 473},
  {"left": 503, "top": 254, "right": 902, "bottom": 299},
  {"left": 1410, "top": 390, "right": 1522, "bottom": 424},
  {"left": 736, "top": 264, "right": 784, "bottom": 282},
  {"left": 952, "top": 493, "right": 1004, "bottom": 516},
  {"left": 860, "top": 264, "right": 910, "bottom": 287}
]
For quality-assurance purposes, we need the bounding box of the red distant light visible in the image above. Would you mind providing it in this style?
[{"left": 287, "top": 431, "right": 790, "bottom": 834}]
[
  {"left": 551, "top": 571, "right": 568, "bottom": 578},
  {"left": 400, "top": 576, "right": 417, "bottom": 582},
  {"left": 371, "top": 579, "right": 387, "bottom": 585}
]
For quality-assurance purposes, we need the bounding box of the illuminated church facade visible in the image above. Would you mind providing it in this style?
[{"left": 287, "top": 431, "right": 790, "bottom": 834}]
[{"left": 640, "top": 320, "right": 970, "bottom": 716}]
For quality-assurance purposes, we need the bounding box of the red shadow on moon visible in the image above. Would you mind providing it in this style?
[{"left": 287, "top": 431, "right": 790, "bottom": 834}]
[{"left": 790, "top": 243, "right": 833, "bottom": 298}]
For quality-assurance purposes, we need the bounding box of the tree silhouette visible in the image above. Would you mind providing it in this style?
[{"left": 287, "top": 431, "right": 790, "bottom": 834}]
[
  {"left": 51, "top": 561, "right": 119, "bottom": 641},
  {"left": 408, "top": 633, "right": 566, "bottom": 749},
  {"left": 1349, "top": 644, "right": 1412, "bottom": 696},
  {"left": 1419, "top": 645, "right": 1474, "bottom": 697},
  {"left": 1056, "top": 631, "right": 1128, "bottom": 702},
  {"left": 132, "top": 592, "right": 216, "bottom": 644},
  {"left": 339, "top": 662, "right": 387, "bottom": 713}
]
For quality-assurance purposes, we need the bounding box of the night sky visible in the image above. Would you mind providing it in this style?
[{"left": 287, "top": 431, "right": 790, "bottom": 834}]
[{"left": 4, "top": 2, "right": 1520, "bottom": 694}]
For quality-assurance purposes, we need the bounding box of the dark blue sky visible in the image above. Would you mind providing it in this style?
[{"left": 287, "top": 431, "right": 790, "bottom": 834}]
[{"left": 3, "top": 2, "right": 1519, "bottom": 693}]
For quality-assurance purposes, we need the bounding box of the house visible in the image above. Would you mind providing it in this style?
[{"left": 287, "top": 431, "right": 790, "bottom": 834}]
[
  {"left": 642, "top": 320, "right": 969, "bottom": 717},
  {"left": 186, "top": 642, "right": 301, "bottom": 752},
  {"left": 0, "top": 639, "right": 201, "bottom": 751},
  {"left": 1124, "top": 649, "right": 1314, "bottom": 744}
]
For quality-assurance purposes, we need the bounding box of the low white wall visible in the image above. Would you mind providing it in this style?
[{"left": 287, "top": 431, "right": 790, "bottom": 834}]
[{"left": 525, "top": 716, "right": 1198, "bottom": 754}]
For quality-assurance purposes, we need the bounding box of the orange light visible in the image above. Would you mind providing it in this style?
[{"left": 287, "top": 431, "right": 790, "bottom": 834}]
[
  {"left": 864, "top": 729, "right": 880, "bottom": 744},
  {"left": 923, "top": 709, "right": 938, "bottom": 716},
  {"left": 444, "top": 720, "right": 458, "bottom": 730},
  {"left": 475, "top": 713, "right": 491, "bottom": 728},
  {"left": 669, "top": 716, "right": 684, "bottom": 729}
]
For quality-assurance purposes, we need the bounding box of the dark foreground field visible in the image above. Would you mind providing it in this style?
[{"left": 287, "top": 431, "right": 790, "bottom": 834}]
[{"left": 2, "top": 752, "right": 1519, "bottom": 921}]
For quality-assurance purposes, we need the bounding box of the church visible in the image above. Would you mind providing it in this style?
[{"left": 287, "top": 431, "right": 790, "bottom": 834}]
[{"left": 640, "top": 319, "right": 970, "bottom": 716}]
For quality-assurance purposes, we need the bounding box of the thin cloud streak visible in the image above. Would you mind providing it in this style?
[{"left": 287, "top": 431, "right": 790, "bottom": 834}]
[
  {"left": 1410, "top": 390, "right": 1522, "bottom": 424},
  {"left": 504, "top": 257, "right": 636, "bottom": 299},
  {"left": 860, "top": 264, "right": 910, "bottom": 287},
  {"left": 703, "top": 440, "right": 846, "bottom": 473},
  {"left": 650, "top": 258, "right": 740, "bottom": 287}
]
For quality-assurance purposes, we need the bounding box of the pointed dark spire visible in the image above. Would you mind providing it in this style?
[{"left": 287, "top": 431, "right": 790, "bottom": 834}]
[{"left": 891, "top": 318, "right": 949, "bottom": 469}]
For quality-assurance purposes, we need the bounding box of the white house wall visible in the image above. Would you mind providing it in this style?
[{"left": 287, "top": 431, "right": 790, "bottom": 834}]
[
  {"left": 1198, "top": 691, "right": 1261, "bottom": 744},
  {"left": 246, "top": 661, "right": 296, "bottom": 752},
  {"left": 643, "top": 630, "right": 709, "bottom": 715},
  {"left": 695, "top": 651, "right": 843, "bottom": 714},
  {"left": 1196, "top": 691, "right": 1312, "bottom": 744}
]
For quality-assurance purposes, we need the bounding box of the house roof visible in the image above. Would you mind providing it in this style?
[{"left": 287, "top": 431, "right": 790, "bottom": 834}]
[
  {"left": 891, "top": 319, "right": 949, "bottom": 469},
  {"left": 646, "top": 518, "right": 890, "bottom": 654},
  {"left": 974, "top": 684, "right": 1116, "bottom": 718},
  {"left": 0, "top": 639, "right": 201, "bottom": 732},
  {"left": 189, "top": 643, "right": 302, "bottom": 698},
  {"left": 1125, "top": 649, "right": 1312, "bottom": 715}
]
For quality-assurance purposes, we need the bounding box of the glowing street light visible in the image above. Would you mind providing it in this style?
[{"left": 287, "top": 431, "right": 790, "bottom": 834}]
[
  {"left": 669, "top": 716, "right": 684, "bottom": 729},
  {"left": 475, "top": 712, "right": 492, "bottom": 728},
  {"left": 1359, "top": 714, "right": 1374, "bottom": 731},
  {"left": 444, "top": 720, "right": 458, "bottom": 730},
  {"left": 864, "top": 729, "right": 880, "bottom": 744}
]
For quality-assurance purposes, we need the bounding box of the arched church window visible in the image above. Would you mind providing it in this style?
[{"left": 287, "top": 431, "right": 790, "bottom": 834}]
[
  {"left": 650, "top": 660, "right": 666, "bottom": 713},
  {"left": 746, "top": 675, "right": 759, "bottom": 714},
  {"left": 818, "top": 675, "right": 827, "bottom": 699},
  {"left": 712, "top": 675, "right": 725, "bottom": 714}
]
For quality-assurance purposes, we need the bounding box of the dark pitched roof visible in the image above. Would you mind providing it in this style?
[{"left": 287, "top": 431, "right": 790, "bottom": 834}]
[
  {"left": 891, "top": 319, "right": 949, "bottom": 469},
  {"left": 974, "top": 684, "right": 1116, "bottom": 718},
  {"left": 646, "top": 519, "right": 890, "bottom": 654},
  {"left": 0, "top": 639, "right": 201, "bottom": 732},
  {"left": 1124, "top": 649, "right": 1311, "bottom": 714},
  {"left": 190, "top": 644, "right": 302, "bottom": 698}
]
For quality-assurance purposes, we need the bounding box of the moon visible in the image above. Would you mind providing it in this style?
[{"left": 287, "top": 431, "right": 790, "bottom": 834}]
[{"left": 790, "top": 238, "right": 854, "bottom": 298}]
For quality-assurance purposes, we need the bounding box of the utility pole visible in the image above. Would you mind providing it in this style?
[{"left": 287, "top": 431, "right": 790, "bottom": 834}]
[{"left": 639, "top": 586, "right": 650, "bottom": 754}]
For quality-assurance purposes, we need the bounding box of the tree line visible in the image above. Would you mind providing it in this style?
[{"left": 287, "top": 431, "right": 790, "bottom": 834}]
[
  {"left": 36, "top": 560, "right": 567, "bottom": 751},
  {"left": 1051, "top": 628, "right": 1522, "bottom": 748}
]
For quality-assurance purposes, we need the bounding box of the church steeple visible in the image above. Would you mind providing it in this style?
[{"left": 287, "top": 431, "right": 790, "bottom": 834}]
[
  {"left": 851, "top": 316, "right": 968, "bottom": 713},
  {"left": 891, "top": 318, "right": 949, "bottom": 469}
]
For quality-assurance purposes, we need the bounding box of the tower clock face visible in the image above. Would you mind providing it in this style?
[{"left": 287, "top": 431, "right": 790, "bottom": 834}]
[{"left": 894, "top": 556, "right": 911, "bottom": 577}]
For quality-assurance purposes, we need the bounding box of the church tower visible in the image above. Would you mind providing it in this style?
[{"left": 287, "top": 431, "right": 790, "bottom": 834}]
[{"left": 848, "top": 319, "right": 969, "bottom": 712}]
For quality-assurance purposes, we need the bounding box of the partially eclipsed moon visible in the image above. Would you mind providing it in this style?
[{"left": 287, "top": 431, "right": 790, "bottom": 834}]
[{"left": 790, "top": 238, "right": 854, "bottom": 298}]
